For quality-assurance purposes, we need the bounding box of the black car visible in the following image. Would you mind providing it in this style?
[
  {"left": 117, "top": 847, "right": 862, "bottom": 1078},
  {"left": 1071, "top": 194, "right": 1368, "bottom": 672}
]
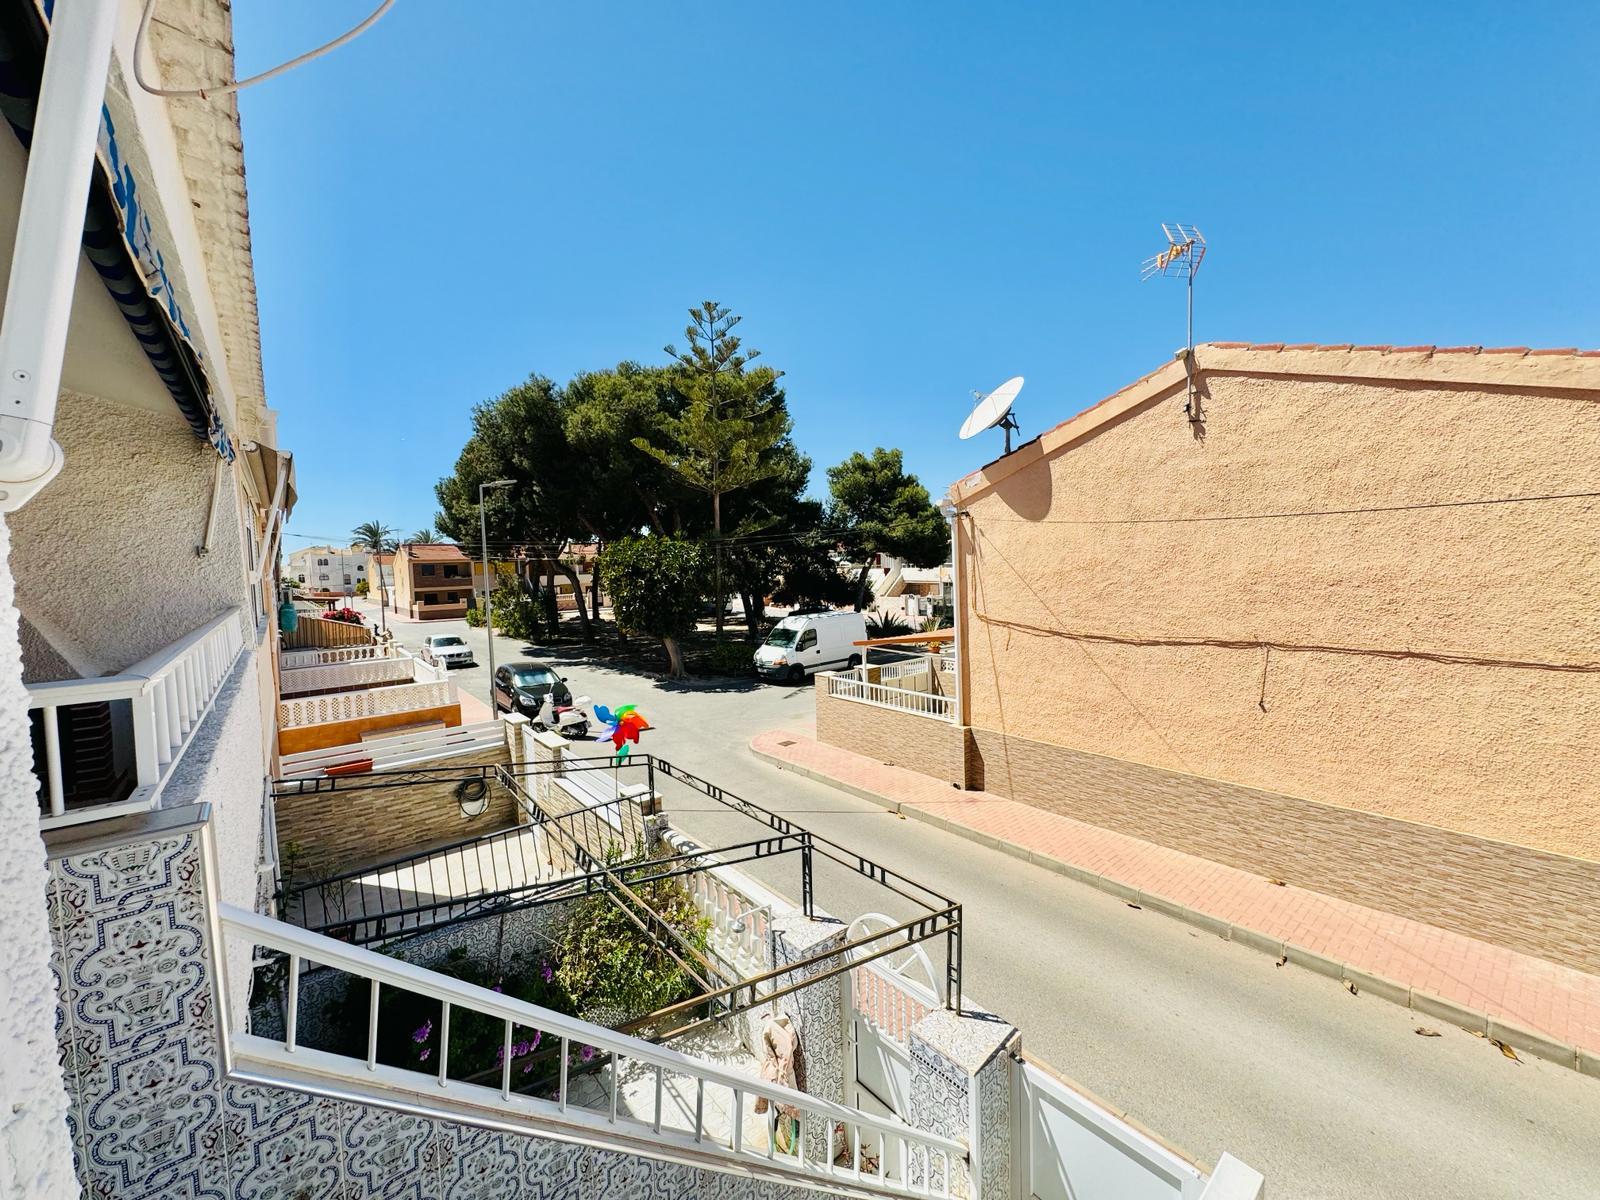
[{"left": 492, "top": 660, "right": 585, "bottom": 733}]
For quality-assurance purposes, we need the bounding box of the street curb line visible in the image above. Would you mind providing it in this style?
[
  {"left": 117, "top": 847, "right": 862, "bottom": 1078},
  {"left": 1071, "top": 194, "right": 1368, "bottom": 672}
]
[{"left": 751, "top": 743, "right": 1593, "bottom": 1077}]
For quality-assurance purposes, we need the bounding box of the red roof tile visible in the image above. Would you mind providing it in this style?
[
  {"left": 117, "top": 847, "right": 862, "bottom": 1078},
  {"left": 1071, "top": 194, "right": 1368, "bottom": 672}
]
[{"left": 399, "top": 543, "right": 470, "bottom": 561}]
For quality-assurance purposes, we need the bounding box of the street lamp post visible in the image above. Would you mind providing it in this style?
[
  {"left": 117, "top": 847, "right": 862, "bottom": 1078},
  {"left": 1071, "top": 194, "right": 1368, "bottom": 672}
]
[{"left": 479, "top": 479, "right": 515, "bottom": 710}]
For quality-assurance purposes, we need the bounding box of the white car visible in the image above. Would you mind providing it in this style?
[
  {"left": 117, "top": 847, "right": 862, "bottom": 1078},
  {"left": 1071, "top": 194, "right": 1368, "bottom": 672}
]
[{"left": 422, "top": 633, "right": 475, "bottom": 668}]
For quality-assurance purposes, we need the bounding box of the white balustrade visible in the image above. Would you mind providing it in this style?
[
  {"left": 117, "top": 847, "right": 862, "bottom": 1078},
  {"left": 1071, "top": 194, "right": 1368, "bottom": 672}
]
[
  {"left": 279, "top": 656, "right": 415, "bottom": 696},
  {"left": 280, "top": 644, "right": 396, "bottom": 669},
  {"left": 222, "top": 904, "right": 964, "bottom": 1197},
  {"left": 28, "top": 608, "right": 247, "bottom": 828},
  {"left": 824, "top": 671, "right": 954, "bottom": 721},
  {"left": 277, "top": 679, "right": 456, "bottom": 729}
]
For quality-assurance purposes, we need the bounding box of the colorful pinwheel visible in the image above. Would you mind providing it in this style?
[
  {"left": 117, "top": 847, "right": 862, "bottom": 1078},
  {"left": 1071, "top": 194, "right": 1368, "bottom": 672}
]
[{"left": 593, "top": 704, "right": 651, "bottom": 761}]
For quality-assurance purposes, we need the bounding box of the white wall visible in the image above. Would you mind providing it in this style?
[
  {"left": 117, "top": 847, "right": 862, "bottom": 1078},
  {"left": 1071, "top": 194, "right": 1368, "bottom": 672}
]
[
  {"left": 0, "top": 519, "right": 79, "bottom": 1200},
  {"left": 10, "top": 391, "right": 250, "bottom": 678}
]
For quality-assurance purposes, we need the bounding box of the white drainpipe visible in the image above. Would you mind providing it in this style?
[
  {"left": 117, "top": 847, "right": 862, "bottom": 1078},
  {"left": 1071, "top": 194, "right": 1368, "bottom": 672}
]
[
  {"left": 940, "top": 498, "right": 967, "bottom": 730},
  {"left": 0, "top": 0, "right": 119, "bottom": 513}
]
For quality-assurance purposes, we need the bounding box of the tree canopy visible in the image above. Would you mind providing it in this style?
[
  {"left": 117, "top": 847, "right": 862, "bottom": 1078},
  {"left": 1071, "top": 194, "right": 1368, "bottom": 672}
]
[
  {"left": 597, "top": 536, "right": 707, "bottom": 677},
  {"left": 827, "top": 448, "right": 950, "bottom": 609}
]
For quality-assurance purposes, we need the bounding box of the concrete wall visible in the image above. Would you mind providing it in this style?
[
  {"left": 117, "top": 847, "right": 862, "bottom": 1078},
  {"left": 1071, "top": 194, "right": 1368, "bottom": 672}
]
[
  {"left": 11, "top": 393, "right": 249, "bottom": 678},
  {"left": 815, "top": 678, "right": 966, "bottom": 786},
  {"left": 0, "top": 519, "right": 78, "bottom": 1200},
  {"left": 273, "top": 745, "right": 515, "bottom": 876},
  {"left": 952, "top": 348, "right": 1600, "bottom": 860}
]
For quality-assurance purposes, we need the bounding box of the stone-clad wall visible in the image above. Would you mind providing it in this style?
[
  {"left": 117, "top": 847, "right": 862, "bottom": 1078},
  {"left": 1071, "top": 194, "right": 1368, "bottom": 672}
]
[
  {"left": 43, "top": 809, "right": 915, "bottom": 1199},
  {"left": 814, "top": 679, "right": 965, "bottom": 787},
  {"left": 274, "top": 746, "right": 515, "bottom": 875},
  {"left": 969, "top": 726, "right": 1600, "bottom": 975}
]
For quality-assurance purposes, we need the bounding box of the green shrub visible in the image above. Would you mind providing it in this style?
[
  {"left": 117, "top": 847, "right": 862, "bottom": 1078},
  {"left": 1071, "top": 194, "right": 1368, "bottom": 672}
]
[
  {"left": 464, "top": 606, "right": 485, "bottom": 628},
  {"left": 555, "top": 869, "right": 709, "bottom": 1022},
  {"left": 697, "top": 640, "right": 757, "bottom": 677}
]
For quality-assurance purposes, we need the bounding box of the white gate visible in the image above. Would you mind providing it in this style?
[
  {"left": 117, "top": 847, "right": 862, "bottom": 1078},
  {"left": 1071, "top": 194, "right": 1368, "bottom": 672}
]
[{"left": 1016, "top": 1057, "right": 1208, "bottom": 1200}]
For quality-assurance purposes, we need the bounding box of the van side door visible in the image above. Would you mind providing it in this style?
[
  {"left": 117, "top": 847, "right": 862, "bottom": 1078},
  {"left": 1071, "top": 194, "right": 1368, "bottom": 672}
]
[{"left": 795, "top": 625, "right": 820, "bottom": 672}]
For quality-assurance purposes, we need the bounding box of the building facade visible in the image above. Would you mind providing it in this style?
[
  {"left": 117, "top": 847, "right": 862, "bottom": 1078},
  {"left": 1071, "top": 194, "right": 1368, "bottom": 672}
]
[
  {"left": 286, "top": 543, "right": 367, "bottom": 592},
  {"left": 392, "top": 542, "right": 473, "bottom": 619},
  {"left": 817, "top": 341, "right": 1600, "bottom": 975}
]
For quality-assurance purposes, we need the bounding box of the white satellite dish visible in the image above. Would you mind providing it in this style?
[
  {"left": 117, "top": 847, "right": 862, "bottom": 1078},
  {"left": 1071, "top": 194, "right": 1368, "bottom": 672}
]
[{"left": 960, "top": 375, "right": 1024, "bottom": 452}]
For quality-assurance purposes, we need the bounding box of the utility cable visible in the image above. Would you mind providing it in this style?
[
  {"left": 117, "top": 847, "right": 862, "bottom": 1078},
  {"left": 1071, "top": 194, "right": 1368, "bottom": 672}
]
[{"left": 134, "top": 0, "right": 395, "bottom": 99}]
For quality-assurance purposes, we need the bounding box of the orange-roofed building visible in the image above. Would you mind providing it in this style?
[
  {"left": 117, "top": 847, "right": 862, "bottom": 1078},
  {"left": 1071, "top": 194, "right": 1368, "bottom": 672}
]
[{"left": 392, "top": 542, "right": 474, "bottom": 619}]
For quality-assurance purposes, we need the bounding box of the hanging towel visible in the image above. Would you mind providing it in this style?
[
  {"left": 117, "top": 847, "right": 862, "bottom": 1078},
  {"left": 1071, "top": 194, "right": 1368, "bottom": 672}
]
[{"left": 753, "top": 1014, "right": 802, "bottom": 1119}]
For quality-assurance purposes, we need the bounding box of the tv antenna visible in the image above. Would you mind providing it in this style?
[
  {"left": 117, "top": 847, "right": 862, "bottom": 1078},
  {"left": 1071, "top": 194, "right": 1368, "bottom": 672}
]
[
  {"left": 1141, "top": 223, "right": 1207, "bottom": 420},
  {"left": 960, "top": 376, "right": 1025, "bottom": 454}
]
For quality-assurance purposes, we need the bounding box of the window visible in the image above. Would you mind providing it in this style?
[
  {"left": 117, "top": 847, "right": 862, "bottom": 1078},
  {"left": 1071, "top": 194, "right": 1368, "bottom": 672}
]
[
  {"left": 317, "top": 557, "right": 328, "bottom": 566},
  {"left": 318, "top": 573, "right": 329, "bottom": 582},
  {"left": 447, "top": 592, "right": 459, "bottom": 603},
  {"left": 296, "top": 574, "right": 305, "bottom": 583},
  {"left": 343, "top": 575, "right": 352, "bottom": 585},
  {"left": 421, "top": 564, "right": 436, "bottom": 576},
  {"left": 797, "top": 629, "right": 818, "bottom": 651}
]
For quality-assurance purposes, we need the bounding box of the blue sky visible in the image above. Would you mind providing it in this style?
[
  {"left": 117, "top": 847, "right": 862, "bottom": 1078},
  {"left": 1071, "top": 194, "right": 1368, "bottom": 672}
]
[{"left": 234, "top": 1, "right": 1600, "bottom": 547}]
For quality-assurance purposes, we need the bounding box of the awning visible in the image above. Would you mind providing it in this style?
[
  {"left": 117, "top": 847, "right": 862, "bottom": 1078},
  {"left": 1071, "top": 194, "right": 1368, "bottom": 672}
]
[
  {"left": 240, "top": 440, "right": 296, "bottom": 516},
  {"left": 0, "top": 0, "right": 235, "bottom": 460}
]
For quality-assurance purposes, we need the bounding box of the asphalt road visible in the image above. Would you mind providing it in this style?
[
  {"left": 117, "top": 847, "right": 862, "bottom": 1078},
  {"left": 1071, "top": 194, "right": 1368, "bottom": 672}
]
[{"left": 371, "top": 603, "right": 1600, "bottom": 1200}]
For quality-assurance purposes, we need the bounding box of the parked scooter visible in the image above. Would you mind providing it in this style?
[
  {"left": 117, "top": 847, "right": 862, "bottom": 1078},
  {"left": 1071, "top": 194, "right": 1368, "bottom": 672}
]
[{"left": 531, "top": 691, "right": 590, "bottom": 740}]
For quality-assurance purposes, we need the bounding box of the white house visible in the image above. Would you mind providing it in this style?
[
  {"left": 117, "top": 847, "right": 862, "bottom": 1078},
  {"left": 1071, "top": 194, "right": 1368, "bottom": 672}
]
[{"left": 286, "top": 542, "right": 368, "bottom": 590}]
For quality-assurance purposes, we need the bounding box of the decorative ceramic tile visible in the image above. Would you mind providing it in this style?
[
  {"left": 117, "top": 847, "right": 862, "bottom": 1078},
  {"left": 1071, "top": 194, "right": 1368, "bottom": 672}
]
[
  {"left": 339, "top": 1103, "right": 438, "bottom": 1200},
  {"left": 516, "top": 1134, "right": 585, "bottom": 1199},
  {"left": 771, "top": 916, "right": 847, "bottom": 1166},
  {"left": 223, "top": 1081, "right": 344, "bottom": 1199}
]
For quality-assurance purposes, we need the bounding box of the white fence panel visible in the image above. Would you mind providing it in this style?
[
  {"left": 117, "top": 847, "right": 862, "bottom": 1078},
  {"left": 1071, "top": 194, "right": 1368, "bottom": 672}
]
[{"left": 1019, "top": 1059, "right": 1207, "bottom": 1200}]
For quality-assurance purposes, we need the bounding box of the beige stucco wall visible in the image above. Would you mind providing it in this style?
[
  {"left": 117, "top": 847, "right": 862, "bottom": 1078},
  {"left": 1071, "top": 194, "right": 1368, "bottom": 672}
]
[{"left": 953, "top": 349, "right": 1600, "bottom": 861}]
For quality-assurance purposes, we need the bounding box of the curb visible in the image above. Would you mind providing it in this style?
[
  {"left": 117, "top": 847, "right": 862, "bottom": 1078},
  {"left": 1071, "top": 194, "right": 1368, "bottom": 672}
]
[{"left": 751, "top": 743, "right": 1595, "bottom": 1078}]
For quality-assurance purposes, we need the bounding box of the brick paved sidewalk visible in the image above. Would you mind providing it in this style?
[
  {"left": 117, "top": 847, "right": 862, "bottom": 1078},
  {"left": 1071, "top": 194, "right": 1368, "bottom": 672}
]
[{"left": 751, "top": 728, "right": 1600, "bottom": 1073}]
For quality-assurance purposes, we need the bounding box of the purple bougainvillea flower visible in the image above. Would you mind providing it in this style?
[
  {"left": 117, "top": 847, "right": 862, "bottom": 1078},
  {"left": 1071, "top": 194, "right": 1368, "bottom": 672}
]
[
  {"left": 418, "top": 1047, "right": 431, "bottom": 1062},
  {"left": 412, "top": 1020, "right": 432, "bottom": 1045},
  {"left": 530, "top": 1030, "right": 542, "bottom": 1049},
  {"left": 540, "top": 962, "right": 554, "bottom": 983},
  {"left": 522, "top": 1061, "right": 534, "bottom": 1074},
  {"left": 580, "top": 1045, "right": 596, "bottom": 1062}
]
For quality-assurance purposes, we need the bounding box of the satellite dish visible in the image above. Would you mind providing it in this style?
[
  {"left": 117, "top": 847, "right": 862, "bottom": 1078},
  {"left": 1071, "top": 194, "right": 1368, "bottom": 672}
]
[{"left": 960, "top": 375, "right": 1024, "bottom": 452}]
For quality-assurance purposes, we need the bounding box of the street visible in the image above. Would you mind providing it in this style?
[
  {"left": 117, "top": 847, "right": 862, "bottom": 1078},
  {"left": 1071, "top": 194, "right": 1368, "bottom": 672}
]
[{"left": 373, "top": 603, "right": 1600, "bottom": 1200}]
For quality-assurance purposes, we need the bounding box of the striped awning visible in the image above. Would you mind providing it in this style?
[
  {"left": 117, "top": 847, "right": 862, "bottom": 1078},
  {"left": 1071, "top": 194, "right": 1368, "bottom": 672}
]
[{"left": 0, "top": 0, "right": 234, "bottom": 460}]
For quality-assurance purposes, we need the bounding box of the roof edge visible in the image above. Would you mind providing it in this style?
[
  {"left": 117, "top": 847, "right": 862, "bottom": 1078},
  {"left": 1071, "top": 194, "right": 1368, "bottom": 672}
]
[{"left": 950, "top": 342, "right": 1600, "bottom": 506}]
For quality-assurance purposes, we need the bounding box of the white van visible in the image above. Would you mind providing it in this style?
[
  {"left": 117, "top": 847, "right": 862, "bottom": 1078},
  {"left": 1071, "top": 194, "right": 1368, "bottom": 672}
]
[{"left": 754, "top": 610, "right": 868, "bottom": 683}]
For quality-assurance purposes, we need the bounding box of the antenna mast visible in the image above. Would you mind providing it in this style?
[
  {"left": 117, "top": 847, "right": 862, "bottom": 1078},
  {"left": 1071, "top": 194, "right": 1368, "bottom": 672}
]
[{"left": 1141, "top": 223, "right": 1207, "bottom": 421}]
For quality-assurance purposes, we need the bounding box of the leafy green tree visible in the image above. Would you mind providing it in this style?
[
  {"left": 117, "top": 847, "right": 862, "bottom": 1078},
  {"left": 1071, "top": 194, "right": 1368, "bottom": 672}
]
[
  {"left": 633, "top": 302, "right": 791, "bottom": 635},
  {"left": 597, "top": 536, "right": 707, "bottom": 677},
  {"left": 826, "top": 448, "right": 949, "bottom": 610},
  {"left": 434, "top": 377, "right": 596, "bottom": 642}
]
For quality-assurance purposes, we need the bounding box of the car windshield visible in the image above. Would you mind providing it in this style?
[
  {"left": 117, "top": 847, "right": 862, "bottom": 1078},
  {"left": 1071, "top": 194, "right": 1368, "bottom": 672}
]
[
  {"left": 431, "top": 636, "right": 464, "bottom": 648},
  {"left": 765, "top": 627, "right": 799, "bottom": 648},
  {"left": 510, "top": 667, "right": 558, "bottom": 688}
]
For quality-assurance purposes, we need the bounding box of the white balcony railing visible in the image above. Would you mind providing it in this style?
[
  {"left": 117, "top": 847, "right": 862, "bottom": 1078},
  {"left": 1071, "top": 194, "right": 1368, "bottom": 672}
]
[
  {"left": 279, "top": 644, "right": 397, "bottom": 669},
  {"left": 222, "top": 905, "right": 966, "bottom": 1197},
  {"left": 27, "top": 607, "right": 246, "bottom": 828},
  {"left": 824, "top": 670, "right": 954, "bottom": 722},
  {"left": 278, "top": 648, "right": 445, "bottom": 698},
  {"left": 277, "top": 678, "right": 456, "bottom": 729}
]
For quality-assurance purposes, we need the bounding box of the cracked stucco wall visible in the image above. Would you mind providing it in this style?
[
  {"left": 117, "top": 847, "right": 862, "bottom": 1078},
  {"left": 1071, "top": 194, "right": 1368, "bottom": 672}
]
[{"left": 0, "top": 517, "right": 78, "bottom": 1199}]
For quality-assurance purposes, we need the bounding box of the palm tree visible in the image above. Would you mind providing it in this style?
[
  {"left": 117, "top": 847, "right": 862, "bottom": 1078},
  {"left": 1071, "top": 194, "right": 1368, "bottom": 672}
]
[
  {"left": 409, "top": 529, "right": 441, "bottom": 544},
  {"left": 350, "top": 520, "right": 396, "bottom": 631}
]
